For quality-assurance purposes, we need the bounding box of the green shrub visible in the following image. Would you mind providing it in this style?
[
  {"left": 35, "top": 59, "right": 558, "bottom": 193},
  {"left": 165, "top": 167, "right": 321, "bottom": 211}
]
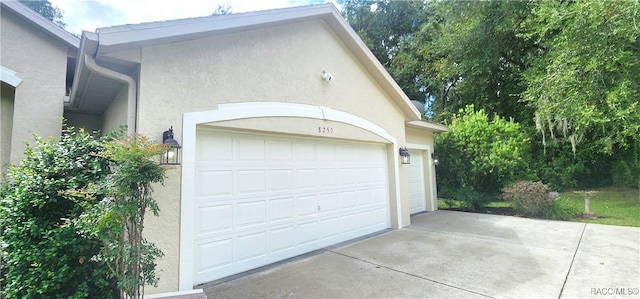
[
  {"left": 435, "top": 105, "right": 533, "bottom": 211},
  {"left": 501, "top": 180, "right": 552, "bottom": 217},
  {"left": 545, "top": 196, "right": 581, "bottom": 220},
  {"left": 453, "top": 185, "right": 493, "bottom": 212},
  {"left": 0, "top": 129, "right": 119, "bottom": 299}
]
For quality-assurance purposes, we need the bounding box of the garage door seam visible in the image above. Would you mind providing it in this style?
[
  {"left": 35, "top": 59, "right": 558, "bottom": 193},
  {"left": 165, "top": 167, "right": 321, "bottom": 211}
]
[
  {"left": 558, "top": 223, "right": 587, "bottom": 299},
  {"left": 329, "top": 251, "right": 495, "bottom": 298}
]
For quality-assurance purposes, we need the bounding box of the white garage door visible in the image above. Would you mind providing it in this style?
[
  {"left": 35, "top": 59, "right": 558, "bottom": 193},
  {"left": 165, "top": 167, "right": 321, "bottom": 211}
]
[
  {"left": 407, "top": 150, "right": 426, "bottom": 214},
  {"left": 192, "top": 129, "right": 390, "bottom": 285}
]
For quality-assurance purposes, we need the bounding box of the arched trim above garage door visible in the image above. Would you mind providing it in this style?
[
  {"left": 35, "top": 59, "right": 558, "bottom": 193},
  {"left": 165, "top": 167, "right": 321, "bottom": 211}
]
[
  {"left": 179, "top": 102, "right": 401, "bottom": 290},
  {"left": 1, "top": 66, "right": 22, "bottom": 87}
]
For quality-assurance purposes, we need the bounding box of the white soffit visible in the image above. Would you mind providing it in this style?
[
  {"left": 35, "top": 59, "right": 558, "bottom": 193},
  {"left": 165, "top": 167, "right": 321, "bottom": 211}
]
[{"left": 406, "top": 120, "right": 449, "bottom": 133}]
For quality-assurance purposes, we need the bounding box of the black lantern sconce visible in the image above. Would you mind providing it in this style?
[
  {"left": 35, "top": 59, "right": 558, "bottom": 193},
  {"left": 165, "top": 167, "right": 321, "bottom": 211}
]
[
  {"left": 160, "top": 126, "right": 181, "bottom": 165},
  {"left": 399, "top": 147, "right": 411, "bottom": 164},
  {"left": 431, "top": 153, "right": 439, "bottom": 166}
]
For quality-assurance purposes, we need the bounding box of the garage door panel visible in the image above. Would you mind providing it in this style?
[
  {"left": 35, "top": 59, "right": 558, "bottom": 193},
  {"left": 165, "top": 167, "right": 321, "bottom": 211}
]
[
  {"left": 197, "top": 170, "right": 233, "bottom": 198},
  {"left": 269, "top": 140, "right": 293, "bottom": 160},
  {"left": 235, "top": 200, "right": 266, "bottom": 228},
  {"left": 197, "top": 205, "right": 233, "bottom": 236},
  {"left": 195, "top": 239, "right": 233, "bottom": 273},
  {"left": 318, "top": 193, "right": 340, "bottom": 212},
  {"left": 192, "top": 129, "right": 390, "bottom": 285},
  {"left": 268, "top": 197, "right": 295, "bottom": 222},
  {"left": 294, "top": 142, "right": 316, "bottom": 161},
  {"left": 235, "top": 232, "right": 267, "bottom": 263},
  {"left": 295, "top": 169, "right": 317, "bottom": 189},
  {"left": 197, "top": 133, "right": 233, "bottom": 162},
  {"left": 296, "top": 221, "right": 321, "bottom": 246},
  {"left": 269, "top": 169, "right": 294, "bottom": 191},
  {"left": 236, "top": 138, "right": 266, "bottom": 161},
  {"left": 236, "top": 170, "right": 266, "bottom": 194},
  {"left": 268, "top": 226, "right": 295, "bottom": 253},
  {"left": 318, "top": 168, "right": 338, "bottom": 186}
]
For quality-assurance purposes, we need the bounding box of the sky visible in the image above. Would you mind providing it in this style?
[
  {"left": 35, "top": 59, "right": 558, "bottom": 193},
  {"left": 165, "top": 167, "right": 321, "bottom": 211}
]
[{"left": 49, "top": 0, "right": 343, "bottom": 35}]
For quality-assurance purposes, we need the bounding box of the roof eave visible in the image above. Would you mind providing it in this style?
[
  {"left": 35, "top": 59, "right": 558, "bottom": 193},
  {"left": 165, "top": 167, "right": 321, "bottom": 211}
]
[
  {"left": 86, "top": 3, "right": 421, "bottom": 120},
  {"left": 406, "top": 120, "right": 449, "bottom": 133}
]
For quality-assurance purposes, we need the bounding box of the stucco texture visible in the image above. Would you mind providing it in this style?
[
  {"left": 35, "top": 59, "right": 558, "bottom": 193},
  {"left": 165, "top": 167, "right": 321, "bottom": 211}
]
[
  {"left": 1, "top": 10, "right": 68, "bottom": 164},
  {"left": 137, "top": 19, "right": 411, "bottom": 293}
]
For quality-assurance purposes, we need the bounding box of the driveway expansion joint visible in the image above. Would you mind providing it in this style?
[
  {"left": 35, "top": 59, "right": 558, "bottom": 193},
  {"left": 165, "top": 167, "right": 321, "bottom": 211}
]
[{"left": 558, "top": 223, "right": 587, "bottom": 299}]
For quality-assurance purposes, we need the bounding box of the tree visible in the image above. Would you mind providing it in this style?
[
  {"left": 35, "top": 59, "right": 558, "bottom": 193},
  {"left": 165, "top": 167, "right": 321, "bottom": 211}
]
[
  {"left": 341, "top": 0, "right": 430, "bottom": 102},
  {"left": 415, "top": 0, "right": 537, "bottom": 123},
  {"left": 435, "top": 105, "right": 532, "bottom": 210},
  {"left": 212, "top": 3, "right": 232, "bottom": 15},
  {"left": 0, "top": 129, "right": 118, "bottom": 299},
  {"left": 522, "top": 0, "right": 640, "bottom": 191},
  {"left": 72, "top": 133, "right": 167, "bottom": 299},
  {"left": 18, "top": 0, "right": 65, "bottom": 27}
]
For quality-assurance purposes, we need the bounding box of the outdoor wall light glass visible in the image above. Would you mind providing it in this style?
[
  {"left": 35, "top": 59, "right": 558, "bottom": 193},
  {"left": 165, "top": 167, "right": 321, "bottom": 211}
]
[
  {"left": 431, "top": 153, "right": 439, "bottom": 166},
  {"left": 160, "top": 126, "right": 181, "bottom": 165},
  {"left": 399, "top": 147, "right": 411, "bottom": 164}
]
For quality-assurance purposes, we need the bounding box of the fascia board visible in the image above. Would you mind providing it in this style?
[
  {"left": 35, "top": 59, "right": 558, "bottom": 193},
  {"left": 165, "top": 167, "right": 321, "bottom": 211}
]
[
  {"left": 67, "top": 31, "right": 99, "bottom": 109},
  {"left": 95, "top": 4, "right": 337, "bottom": 55},
  {"left": 323, "top": 9, "right": 422, "bottom": 121},
  {"left": 406, "top": 120, "right": 449, "bottom": 133}
]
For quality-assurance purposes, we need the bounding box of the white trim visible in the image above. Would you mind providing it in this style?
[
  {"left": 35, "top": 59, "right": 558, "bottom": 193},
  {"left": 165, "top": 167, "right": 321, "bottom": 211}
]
[
  {"left": 1, "top": 66, "right": 22, "bottom": 87},
  {"left": 405, "top": 143, "right": 429, "bottom": 151},
  {"left": 179, "top": 102, "right": 401, "bottom": 290}
]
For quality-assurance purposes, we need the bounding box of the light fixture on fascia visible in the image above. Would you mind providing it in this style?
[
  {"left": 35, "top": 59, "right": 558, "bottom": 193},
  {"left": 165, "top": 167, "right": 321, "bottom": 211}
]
[{"left": 321, "top": 70, "right": 333, "bottom": 82}]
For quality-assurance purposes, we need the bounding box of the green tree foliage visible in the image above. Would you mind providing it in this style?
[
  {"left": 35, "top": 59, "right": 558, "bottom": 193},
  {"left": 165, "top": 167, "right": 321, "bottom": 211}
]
[
  {"left": 435, "top": 105, "right": 532, "bottom": 210},
  {"left": 341, "top": 0, "right": 430, "bottom": 101},
  {"left": 211, "top": 3, "right": 232, "bottom": 15},
  {"left": 414, "top": 1, "right": 536, "bottom": 122},
  {"left": 522, "top": 0, "right": 640, "bottom": 154},
  {"left": 343, "top": 0, "right": 639, "bottom": 191},
  {"left": 0, "top": 129, "right": 118, "bottom": 299},
  {"left": 18, "top": 0, "right": 65, "bottom": 27},
  {"left": 71, "top": 133, "right": 167, "bottom": 299}
]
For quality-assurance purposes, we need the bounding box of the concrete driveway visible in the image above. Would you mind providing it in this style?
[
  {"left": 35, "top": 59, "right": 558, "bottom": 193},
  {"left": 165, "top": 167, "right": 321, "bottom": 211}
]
[{"left": 203, "top": 211, "right": 640, "bottom": 298}]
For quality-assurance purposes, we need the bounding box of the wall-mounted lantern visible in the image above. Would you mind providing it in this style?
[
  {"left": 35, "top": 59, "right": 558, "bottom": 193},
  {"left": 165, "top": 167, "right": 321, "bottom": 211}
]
[
  {"left": 431, "top": 153, "right": 439, "bottom": 166},
  {"left": 399, "top": 147, "right": 411, "bottom": 164},
  {"left": 160, "top": 126, "right": 181, "bottom": 165}
]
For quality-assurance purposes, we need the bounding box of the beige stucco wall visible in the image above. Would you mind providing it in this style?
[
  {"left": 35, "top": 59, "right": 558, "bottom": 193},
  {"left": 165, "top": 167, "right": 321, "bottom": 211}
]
[
  {"left": 64, "top": 112, "right": 103, "bottom": 134},
  {"left": 137, "top": 19, "right": 410, "bottom": 293},
  {"left": 1, "top": 83, "right": 16, "bottom": 178},
  {"left": 1, "top": 10, "right": 69, "bottom": 164},
  {"left": 102, "top": 85, "right": 129, "bottom": 134}
]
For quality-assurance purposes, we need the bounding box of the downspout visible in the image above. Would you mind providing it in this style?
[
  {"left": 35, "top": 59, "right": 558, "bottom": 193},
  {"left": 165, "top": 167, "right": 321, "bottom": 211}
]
[{"left": 83, "top": 54, "right": 137, "bottom": 134}]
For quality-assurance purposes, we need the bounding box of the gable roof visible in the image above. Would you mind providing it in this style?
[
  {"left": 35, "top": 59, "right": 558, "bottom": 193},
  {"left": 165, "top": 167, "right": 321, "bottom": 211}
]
[
  {"left": 72, "top": 3, "right": 422, "bottom": 121},
  {"left": 0, "top": 0, "right": 79, "bottom": 50}
]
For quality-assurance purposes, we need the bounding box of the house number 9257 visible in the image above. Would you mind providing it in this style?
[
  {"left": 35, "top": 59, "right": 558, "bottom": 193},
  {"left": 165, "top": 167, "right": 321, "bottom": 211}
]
[{"left": 318, "top": 126, "right": 334, "bottom": 134}]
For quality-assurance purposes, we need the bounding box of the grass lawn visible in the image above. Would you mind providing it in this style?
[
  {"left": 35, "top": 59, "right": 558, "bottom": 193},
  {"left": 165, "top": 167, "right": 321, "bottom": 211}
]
[
  {"left": 563, "top": 187, "right": 640, "bottom": 227},
  {"left": 438, "top": 187, "right": 640, "bottom": 227}
]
